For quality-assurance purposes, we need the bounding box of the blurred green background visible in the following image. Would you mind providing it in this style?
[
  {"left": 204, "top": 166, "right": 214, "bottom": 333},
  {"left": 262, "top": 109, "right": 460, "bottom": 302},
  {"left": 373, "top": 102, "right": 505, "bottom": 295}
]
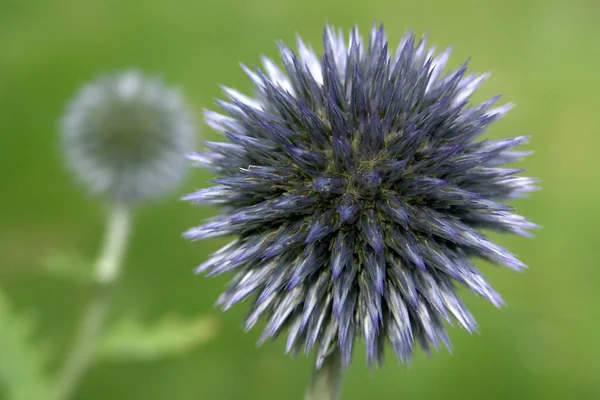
[{"left": 1, "top": 0, "right": 599, "bottom": 399}]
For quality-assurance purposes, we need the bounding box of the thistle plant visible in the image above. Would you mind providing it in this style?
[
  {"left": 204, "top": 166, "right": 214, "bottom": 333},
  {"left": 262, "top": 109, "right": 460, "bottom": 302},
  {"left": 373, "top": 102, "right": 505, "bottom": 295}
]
[
  {"left": 184, "top": 23, "right": 537, "bottom": 399},
  {"left": 54, "top": 70, "right": 196, "bottom": 400},
  {"left": 62, "top": 70, "right": 195, "bottom": 204}
]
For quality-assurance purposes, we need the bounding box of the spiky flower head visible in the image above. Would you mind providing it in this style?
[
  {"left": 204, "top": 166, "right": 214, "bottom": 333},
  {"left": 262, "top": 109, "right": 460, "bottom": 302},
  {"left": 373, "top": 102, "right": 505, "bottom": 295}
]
[
  {"left": 185, "top": 24, "right": 537, "bottom": 368},
  {"left": 61, "top": 70, "right": 196, "bottom": 204}
]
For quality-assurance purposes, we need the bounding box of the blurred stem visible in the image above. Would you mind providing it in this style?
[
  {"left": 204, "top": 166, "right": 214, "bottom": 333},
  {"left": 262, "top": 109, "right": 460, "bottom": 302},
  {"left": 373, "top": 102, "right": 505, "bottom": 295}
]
[
  {"left": 54, "top": 204, "right": 132, "bottom": 400},
  {"left": 305, "top": 349, "right": 344, "bottom": 400}
]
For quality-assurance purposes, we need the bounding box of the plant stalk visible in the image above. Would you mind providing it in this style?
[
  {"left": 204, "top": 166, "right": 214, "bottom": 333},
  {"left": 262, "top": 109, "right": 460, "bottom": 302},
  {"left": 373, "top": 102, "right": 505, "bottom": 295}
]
[
  {"left": 305, "top": 349, "right": 344, "bottom": 400},
  {"left": 54, "top": 204, "right": 131, "bottom": 400}
]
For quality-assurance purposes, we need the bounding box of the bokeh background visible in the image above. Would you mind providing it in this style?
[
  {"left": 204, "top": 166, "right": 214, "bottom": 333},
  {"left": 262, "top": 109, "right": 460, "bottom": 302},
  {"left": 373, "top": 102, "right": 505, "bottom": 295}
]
[{"left": 1, "top": 0, "right": 599, "bottom": 399}]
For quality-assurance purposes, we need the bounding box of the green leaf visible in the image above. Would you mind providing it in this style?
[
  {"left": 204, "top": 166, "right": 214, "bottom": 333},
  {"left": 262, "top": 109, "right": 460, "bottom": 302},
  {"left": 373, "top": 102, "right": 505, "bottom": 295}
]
[
  {"left": 0, "top": 289, "right": 52, "bottom": 400},
  {"left": 39, "top": 251, "right": 92, "bottom": 283},
  {"left": 96, "top": 314, "right": 219, "bottom": 362}
]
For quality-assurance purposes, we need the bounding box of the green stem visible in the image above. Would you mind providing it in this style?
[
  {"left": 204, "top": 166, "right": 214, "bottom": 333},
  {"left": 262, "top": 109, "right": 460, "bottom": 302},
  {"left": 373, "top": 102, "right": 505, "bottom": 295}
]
[
  {"left": 305, "top": 349, "right": 344, "bottom": 400},
  {"left": 54, "top": 204, "right": 131, "bottom": 400}
]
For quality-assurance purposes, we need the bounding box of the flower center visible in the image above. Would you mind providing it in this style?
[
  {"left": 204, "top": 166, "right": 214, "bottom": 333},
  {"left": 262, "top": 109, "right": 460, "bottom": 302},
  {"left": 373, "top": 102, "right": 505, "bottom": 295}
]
[
  {"left": 349, "top": 170, "right": 382, "bottom": 200},
  {"left": 313, "top": 168, "right": 384, "bottom": 225}
]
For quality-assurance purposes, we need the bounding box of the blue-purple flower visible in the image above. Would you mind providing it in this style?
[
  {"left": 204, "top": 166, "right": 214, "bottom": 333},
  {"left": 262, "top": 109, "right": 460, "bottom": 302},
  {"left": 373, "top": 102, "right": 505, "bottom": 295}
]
[{"left": 185, "top": 24, "right": 537, "bottom": 368}]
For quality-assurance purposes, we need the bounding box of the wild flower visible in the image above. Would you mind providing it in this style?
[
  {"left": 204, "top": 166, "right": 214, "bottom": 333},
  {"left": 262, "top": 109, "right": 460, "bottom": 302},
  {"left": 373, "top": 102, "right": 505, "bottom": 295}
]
[
  {"left": 185, "top": 23, "right": 537, "bottom": 370},
  {"left": 61, "top": 70, "right": 196, "bottom": 204}
]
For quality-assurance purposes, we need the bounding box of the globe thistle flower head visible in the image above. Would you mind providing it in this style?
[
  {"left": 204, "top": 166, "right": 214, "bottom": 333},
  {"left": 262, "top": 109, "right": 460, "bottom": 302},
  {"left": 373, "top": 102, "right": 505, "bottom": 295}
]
[
  {"left": 185, "top": 23, "right": 537, "bottom": 368},
  {"left": 61, "top": 70, "right": 196, "bottom": 204}
]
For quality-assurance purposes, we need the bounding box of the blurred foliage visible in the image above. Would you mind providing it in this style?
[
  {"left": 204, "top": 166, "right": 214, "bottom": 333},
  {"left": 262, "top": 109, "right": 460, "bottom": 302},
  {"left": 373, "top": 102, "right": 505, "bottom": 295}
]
[
  {"left": 1, "top": 0, "right": 600, "bottom": 399},
  {"left": 1, "top": 251, "right": 218, "bottom": 400},
  {"left": 40, "top": 252, "right": 93, "bottom": 283},
  {"left": 0, "top": 289, "right": 51, "bottom": 400},
  {"left": 97, "top": 314, "right": 218, "bottom": 362}
]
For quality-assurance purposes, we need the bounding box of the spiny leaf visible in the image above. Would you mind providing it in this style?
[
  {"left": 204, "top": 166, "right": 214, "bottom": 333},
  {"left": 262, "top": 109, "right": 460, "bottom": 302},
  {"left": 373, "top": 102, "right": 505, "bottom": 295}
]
[
  {"left": 0, "top": 288, "right": 51, "bottom": 400},
  {"left": 96, "top": 314, "right": 219, "bottom": 362}
]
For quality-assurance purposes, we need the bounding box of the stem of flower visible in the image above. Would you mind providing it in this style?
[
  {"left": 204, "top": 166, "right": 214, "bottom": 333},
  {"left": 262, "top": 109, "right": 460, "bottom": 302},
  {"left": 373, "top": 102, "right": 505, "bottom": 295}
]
[
  {"left": 305, "top": 349, "right": 344, "bottom": 400},
  {"left": 54, "top": 204, "right": 132, "bottom": 400}
]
